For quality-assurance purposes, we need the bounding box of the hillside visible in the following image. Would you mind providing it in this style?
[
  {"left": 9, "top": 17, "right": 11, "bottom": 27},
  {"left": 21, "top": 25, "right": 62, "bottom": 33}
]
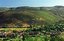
[{"left": 0, "top": 6, "right": 62, "bottom": 28}]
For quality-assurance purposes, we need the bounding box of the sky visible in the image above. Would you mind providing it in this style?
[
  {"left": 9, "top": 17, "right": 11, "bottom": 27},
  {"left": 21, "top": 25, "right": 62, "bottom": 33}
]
[{"left": 0, "top": 0, "right": 64, "bottom": 7}]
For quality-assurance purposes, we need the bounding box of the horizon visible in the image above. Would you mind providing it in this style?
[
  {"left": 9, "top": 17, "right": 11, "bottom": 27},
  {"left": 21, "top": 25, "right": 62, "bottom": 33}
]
[
  {"left": 0, "top": 0, "right": 64, "bottom": 7},
  {"left": 0, "top": 5, "right": 64, "bottom": 8}
]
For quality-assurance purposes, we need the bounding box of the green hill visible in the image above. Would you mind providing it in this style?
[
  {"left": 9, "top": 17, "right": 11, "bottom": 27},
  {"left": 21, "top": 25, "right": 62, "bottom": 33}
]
[{"left": 0, "top": 6, "right": 62, "bottom": 28}]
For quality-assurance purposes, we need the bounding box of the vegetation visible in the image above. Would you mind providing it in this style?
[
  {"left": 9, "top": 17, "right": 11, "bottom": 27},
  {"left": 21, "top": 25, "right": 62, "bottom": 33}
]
[{"left": 0, "top": 6, "right": 64, "bottom": 41}]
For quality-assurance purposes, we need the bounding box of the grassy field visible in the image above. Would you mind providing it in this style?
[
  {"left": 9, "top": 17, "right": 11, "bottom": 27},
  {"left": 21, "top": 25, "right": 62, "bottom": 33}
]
[
  {"left": 35, "top": 11, "right": 59, "bottom": 23},
  {"left": 0, "top": 28, "right": 30, "bottom": 31}
]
